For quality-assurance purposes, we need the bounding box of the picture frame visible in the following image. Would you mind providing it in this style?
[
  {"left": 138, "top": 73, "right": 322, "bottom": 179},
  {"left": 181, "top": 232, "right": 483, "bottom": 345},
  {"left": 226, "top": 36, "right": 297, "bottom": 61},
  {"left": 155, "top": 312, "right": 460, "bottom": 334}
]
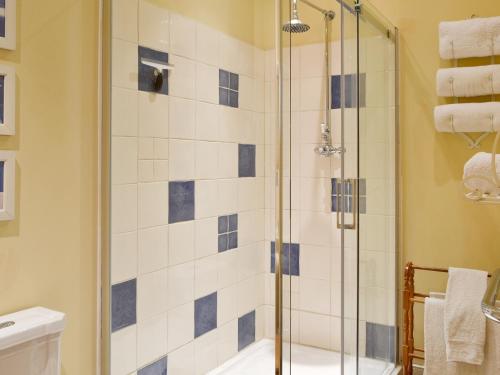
[
  {"left": 0, "top": 64, "right": 15, "bottom": 135},
  {"left": 0, "top": 0, "right": 16, "bottom": 50},
  {"left": 0, "top": 150, "right": 15, "bottom": 221}
]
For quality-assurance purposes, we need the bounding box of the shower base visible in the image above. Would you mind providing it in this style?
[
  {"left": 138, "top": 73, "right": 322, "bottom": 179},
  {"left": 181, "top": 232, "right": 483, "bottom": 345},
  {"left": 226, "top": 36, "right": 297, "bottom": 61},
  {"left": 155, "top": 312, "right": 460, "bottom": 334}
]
[{"left": 209, "top": 339, "right": 397, "bottom": 375}]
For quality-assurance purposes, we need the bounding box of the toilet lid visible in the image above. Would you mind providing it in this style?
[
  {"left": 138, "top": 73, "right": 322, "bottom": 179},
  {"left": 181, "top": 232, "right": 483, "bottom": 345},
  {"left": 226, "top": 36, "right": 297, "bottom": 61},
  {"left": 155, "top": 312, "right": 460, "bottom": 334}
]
[{"left": 0, "top": 307, "right": 65, "bottom": 351}]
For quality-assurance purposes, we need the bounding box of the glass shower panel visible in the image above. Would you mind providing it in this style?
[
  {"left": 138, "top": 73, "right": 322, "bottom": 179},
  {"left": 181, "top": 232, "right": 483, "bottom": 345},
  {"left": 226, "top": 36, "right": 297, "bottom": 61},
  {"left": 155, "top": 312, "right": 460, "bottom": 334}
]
[{"left": 357, "top": 1, "right": 398, "bottom": 374}]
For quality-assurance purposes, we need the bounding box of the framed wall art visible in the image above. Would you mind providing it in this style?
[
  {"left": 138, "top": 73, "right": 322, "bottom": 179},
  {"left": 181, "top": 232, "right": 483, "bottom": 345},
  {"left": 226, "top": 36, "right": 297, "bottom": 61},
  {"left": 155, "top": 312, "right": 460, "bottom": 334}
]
[
  {"left": 0, "top": 0, "right": 16, "bottom": 50},
  {"left": 0, "top": 64, "right": 15, "bottom": 135},
  {"left": 0, "top": 150, "right": 15, "bottom": 220}
]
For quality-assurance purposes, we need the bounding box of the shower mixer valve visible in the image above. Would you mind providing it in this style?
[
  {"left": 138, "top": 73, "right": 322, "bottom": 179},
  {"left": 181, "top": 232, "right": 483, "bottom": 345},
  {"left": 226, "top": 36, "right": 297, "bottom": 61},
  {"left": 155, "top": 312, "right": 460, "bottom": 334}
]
[{"left": 315, "top": 123, "right": 344, "bottom": 157}]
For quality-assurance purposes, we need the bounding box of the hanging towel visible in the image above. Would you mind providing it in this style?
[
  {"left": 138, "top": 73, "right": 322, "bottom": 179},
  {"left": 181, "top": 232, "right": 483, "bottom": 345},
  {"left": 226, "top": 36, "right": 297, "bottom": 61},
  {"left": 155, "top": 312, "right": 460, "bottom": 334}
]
[
  {"left": 434, "top": 102, "right": 500, "bottom": 133},
  {"left": 464, "top": 152, "right": 500, "bottom": 196},
  {"left": 439, "top": 17, "right": 500, "bottom": 59},
  {"left": 437, "top": 65, "right": 500, "bottom": 97},
  {"left": 444, "top": 268, "right": 488, "bottom": 365}
]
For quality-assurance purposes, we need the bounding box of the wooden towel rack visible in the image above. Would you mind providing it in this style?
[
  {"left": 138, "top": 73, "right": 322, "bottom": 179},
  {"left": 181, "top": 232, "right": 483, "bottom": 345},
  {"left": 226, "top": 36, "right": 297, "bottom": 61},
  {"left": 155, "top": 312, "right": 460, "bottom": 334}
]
[{"left": 402, "top": 262, "right": 492, "bottom": 375}]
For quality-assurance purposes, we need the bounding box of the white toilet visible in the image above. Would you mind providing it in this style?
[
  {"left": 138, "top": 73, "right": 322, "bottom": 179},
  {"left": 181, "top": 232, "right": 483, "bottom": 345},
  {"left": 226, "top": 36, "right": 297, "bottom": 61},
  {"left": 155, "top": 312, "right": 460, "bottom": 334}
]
[{"left": 0, "top": 307, "right": 65, "bottom": 375}]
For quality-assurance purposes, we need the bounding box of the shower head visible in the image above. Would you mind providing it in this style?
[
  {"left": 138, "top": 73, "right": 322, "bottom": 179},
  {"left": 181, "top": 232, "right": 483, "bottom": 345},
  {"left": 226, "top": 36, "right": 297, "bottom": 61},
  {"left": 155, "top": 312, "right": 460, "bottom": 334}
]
[{"left": 282, "top": 1, "right": 311, "bottom": 33}]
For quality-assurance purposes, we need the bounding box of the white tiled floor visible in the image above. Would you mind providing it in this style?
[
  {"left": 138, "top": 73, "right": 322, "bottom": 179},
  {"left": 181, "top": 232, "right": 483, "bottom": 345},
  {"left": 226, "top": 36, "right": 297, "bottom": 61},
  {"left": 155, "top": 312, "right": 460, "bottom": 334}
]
[{"left": 209, "top": 339, "right": 396, "bottom": 375}]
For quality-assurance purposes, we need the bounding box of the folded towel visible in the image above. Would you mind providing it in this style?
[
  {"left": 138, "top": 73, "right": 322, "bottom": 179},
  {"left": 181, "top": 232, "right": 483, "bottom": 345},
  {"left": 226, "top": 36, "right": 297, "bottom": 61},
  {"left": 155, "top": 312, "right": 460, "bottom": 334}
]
[
  {"left": 425, "top": 296, "right": 499, "bottom": 375},
  {"left": 464, "top": 152, "right": 500, "bottom": 195},
  {"left": 437, "top": 65, "right": 500, "bottom": 97},
  {"left": 434, "top": 102, "right": 500, "bottom": 133},
  {"left": 445, "top": 268, "right": 488, "bottom": 365},
  {"left": 440, "top": 17, "right": 500, "bottom": 59}
]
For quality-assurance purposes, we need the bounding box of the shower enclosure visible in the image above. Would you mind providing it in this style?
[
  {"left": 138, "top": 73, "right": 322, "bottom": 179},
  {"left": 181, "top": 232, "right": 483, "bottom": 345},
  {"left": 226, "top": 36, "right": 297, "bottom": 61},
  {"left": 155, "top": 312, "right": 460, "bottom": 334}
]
[{"left": 103, "top": 0, "right": 399, "bottom": 374}]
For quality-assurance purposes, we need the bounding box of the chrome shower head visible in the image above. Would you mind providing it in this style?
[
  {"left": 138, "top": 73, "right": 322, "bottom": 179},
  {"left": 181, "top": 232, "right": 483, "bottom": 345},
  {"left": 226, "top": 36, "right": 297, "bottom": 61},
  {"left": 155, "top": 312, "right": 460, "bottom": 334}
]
[{"left": 282, "top": 1, "right": 310, "bottom": 33}]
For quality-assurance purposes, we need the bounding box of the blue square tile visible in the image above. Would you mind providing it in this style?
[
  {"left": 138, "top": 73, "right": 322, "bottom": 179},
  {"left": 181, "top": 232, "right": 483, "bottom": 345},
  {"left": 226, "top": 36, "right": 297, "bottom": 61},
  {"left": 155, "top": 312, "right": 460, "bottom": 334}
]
[
  {"left": 331, "top": 178, "right": 338, "bottom": 194},
  {"left": 359, "top": 178, "right": 366, "bottom": 195},
  {"left": 238, "top": 310, "right": 255, "bottom": 351},
  {"left": 0, "top": 1, "right": 5, "bottom": 8},
  {"left": 229, "top": 90, "right": 239, "bottom": 108},
  {"left": 138, "top": 46, "right": 169, "bottom": 95},
  {"left": 111, "top": 279, "right": 137, "bottom": 332},
  {"left": 219, "top": 87, "right": 229, "bottom": 106},
  {"left": 228, "top": 232, "right": 238, "bottom": 250},
  {"left": 228, "top": 214, "right": 238, "bottom": 232},
  {"left": 0, "top": 16, "right": 5, "bottom": 39},
  {"left": 0, "top": 161, "right": 4, "bottom": 193},
  {"left": 229, "top": 73, "right": 239, "bottom": 91},
  {"left": 366, "top": 322, "right": 397, "bottom": 362},
  {"left": 169, "top": 181, "right": 195, "bottom": 224},
  {"left": 138, "top": 356, "right": 168, "bottom": 375},
  {"left": 218, "top": 216, "right": 228, "bottom": 234},
  {"left": 218, "top": 234, "right": 228, "bottom": 252},
  {"left": 331, "top": 75, "right": 341, "bottom": 109},
  {"left": 359, "top": 196, "right": 367, "bottom": 214},
  {"left": 219, "top": 69, "right": 230, "bottom": 88},
  {"left": 270, "top": 242, "right": 300, "bottom": 276},
  {"left": 195, "top": 292, "right": 217, "bottom": 338},
  {"left": 0, "top": 75, "right": 4, "bottom": 124},
  {"left": 238, "top": 144, "right": 256, "bottom": 178}
]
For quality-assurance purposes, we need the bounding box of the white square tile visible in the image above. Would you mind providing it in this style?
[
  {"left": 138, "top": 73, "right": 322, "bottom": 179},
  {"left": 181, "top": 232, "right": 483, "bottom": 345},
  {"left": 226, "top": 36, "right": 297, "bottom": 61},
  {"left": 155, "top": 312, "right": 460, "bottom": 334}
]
[
  {"left": 196, "top": 24, "right": 219, "bottom": 66},
  {"left": 194, "top": 217, "right": 218, "bottom": 259},
  {"left": 195, "top": 141, "right": 218, "bottom": 179},
  {"left": 239, "top": 41, "right": 254, "bottom": 78},
  {"left": 154, "top": 160, "right": 169, "bottom": 181},
  {"left": 137, "top": 313, "right": 168, "bottom": 367},
  {"left": 299, "top": 211, "right": 331, "bottom": 246},
  {"left": 300, "top": 143, "right": 330, "bottom": 178},
  {"left": 237, "top": 243, "right": 258, "bottom": 282},
  {"left": 169, "top": 55, "right": 196, "bottom": 99},
  {"left": 169, "top": 97, "right": 196, "bottom": 140},
  {"left": 254, "top": 79, "right": 265, "bottom": 113},
  {"left": 168, "top": 261, "right": 195, "bottom": 309},
  {"left": 168, "top": 342, "right": 195, "bottom": 375},
  {"left": 196, "top": 63, "right": 218, "bottom": 104},
  {"left": 254, "top": 47, "right": 265, "bottom": 80},
  {"left": 170, "top": 13, "right": 196, "bottom": 59},
  {"left": 138, "top": 226, "right": 168, "bottom": 275},
  {"left": 299, "top": 277, "right": 330, "bottom": 314},
  {"left": 138, "top": 92, "right": 169, "bottom": 138},
  {"left": 139, "top": 160, "right": 154, "bottom": 182},
  {"left": 217, "top": 285, "right": 237, "bottom": 326},
  {"left": 138, "top": 137, "right": 154, "bottom": 159},
  {"left": 217, "top": 179, "right": 238, "bottom": 216},
  {"left": 112, "top": 88, "right": 138, "bottom": 136},
  {"left": 111, "top": 325, "right": 137, "bottom": 375},
  {"left": 237, "top": 276, "right": 257, "bottom": 316},
  {"left": 237, "top": 178, "right": 259, "bottom": 212},
  {"left": 169, "top": 221, "right": 195, "bottom": 266},
  {"left": 218, "top": 106, "right": 240, "bottom": 143},
  {"left": 217, "top": 143, "right": 237, "bottom": 179},
  {"left": 195, "top": 180, "right": 218, "bottom": 219},
  {"left": 138, "top": 182, "right": 169, "bottom": 228},
  {"left": 217, "top": 250, "right": 238, "bottom": 289},
  {"left": 194, "top": 329, "right": 218, "bottom": 375},
  {"left": 299, "top": 43, "right": 326, "bottom": 78},
  {"left": 217, "top": 320, "right": 237, "bottom": 365},
  {"left": 154, "top": 138, "right": 169, "bottom": 159},
  {"left": 300, "top": 77, "right": 323, "bottom": 111},
  {"left": 194, "top": 255, "right": 218, "bottom": 299},
  {"left": 300, "top": 245, "right": 330, "bottom": 281},
  {"left": 137, "top": 269, "right": 168, "bottom": 321},
  {"left": 239, "top": 75, "right": 254, "bottom": 111},
  {"left": 112, "top": 0, "right": 138, "bottom": 43},
  {"left": 168, "top": 302, "right": 195, "bottom": 352},
  {"left": 169, "top": 139, "right": 195, "bottom": 180},
  {"left": 112, "top": 184, "right": 138, "bottom": 234},
  {"left": 112, "top": 137, "right": 138, "bottom": 185},
  {"left": 111, "top": 231, "right": 138, "bottom": 284},
  {"left": 112, "top": 38, "right": 138, "bottom": 90},
  {"left": 138, "top": 0, "right": 169, "bottom": 51},
  {"left": 300, "top": 178, "right": 331, "bottom": 212},
  {"left": 219, "top": 34, "right": 240, "bottom": 73},
  {"left": 195, "top": 102, "right": 218, "bottom": 141},
  {"left": 299, "top": 311, "right": 330, "bottom": 349}
]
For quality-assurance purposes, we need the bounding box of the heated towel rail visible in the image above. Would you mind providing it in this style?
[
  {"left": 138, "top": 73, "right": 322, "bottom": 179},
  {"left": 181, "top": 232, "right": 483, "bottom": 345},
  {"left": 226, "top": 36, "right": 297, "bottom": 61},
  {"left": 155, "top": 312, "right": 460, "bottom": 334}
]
[{"left": 402, "top": 262, "right": 493, "bottom": 375}]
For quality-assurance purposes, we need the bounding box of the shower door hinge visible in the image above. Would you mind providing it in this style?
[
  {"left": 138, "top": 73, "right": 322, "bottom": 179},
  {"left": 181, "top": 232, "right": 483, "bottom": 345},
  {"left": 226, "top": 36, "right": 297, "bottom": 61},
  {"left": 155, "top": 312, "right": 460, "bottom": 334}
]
[{"left": 354, "top": 3, "right": 361, "bottom": 14}]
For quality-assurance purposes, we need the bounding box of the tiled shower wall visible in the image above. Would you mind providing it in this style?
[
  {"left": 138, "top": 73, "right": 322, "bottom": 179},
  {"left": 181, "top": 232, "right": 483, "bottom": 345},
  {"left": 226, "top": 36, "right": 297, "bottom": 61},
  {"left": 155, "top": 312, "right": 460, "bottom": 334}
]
[
  {"left": 110, "top": 1, "right": 267, "bottom": 374},
  {"left": 263, "top": 37, "right": 396, "bottom": 360}
]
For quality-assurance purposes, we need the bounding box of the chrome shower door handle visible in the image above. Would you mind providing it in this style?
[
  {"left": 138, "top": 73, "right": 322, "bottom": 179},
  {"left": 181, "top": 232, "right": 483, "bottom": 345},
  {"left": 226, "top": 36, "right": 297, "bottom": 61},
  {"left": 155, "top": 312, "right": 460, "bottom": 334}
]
[{"left": 336, "top": 178, "right": 357, "bottom": 230}]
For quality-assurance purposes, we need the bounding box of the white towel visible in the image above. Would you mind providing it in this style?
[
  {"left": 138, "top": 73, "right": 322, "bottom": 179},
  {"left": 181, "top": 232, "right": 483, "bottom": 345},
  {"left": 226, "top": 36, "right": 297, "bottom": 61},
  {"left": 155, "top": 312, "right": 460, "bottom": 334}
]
[
  {"left": 444, "top": 268, "right": 488, "bottom": 365},
  {"left": 440, "top": 17, "right": 500, "bottom": 59},
  {"left": 434, "top": 102, "right": 500, "bottom": 133},
  {"left": 463, "top": 152, "right": 500, "bottom": 196},
  {"left": 437, "top": 65, "right": 500, "bottom": 97},
  {"left": 425, "top": 296, "right": 499, "bottom": 375}
]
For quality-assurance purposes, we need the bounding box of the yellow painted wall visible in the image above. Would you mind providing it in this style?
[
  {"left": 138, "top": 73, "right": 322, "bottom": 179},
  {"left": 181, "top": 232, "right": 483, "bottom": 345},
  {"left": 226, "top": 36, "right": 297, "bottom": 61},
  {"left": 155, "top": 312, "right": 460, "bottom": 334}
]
[
  {"left": 367, "top": 0, "right": 500, "bottom": 350},
  {"left": 0, "top": 1, "right": 99, "bottom": 374}
]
